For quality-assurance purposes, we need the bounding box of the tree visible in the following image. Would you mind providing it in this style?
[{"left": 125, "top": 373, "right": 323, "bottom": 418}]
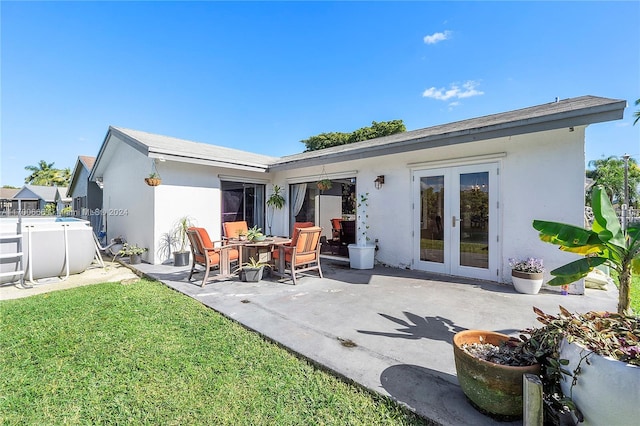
[
  {"left": 24, "top": 160, "right": 71, "bottom": 187},
  {"left": 533, "top": 186, "right": 640, "bottom": 314},
  {"left": 634, "top": 98, "right": 640, "bottom": 125},
  {"left": 586, "top": 156, "right": 640, "bottom": 208},
  {"left": 301, "top": 120, "right": 406, "bottom": 152}
]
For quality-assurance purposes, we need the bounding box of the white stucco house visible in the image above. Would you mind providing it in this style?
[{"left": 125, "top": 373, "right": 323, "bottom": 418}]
[{"left": 89, "top": 95, "right": 626, "bottom": 291}]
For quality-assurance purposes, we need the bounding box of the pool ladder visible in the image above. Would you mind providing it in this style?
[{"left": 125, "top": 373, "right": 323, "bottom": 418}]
[{"left": 0, "top": 223, "right": 26, "bottom": 288}]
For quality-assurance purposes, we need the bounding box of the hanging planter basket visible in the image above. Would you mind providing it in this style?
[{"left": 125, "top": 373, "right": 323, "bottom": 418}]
[
  {"left": 317, "top": 179, "right": 332, "bottom": 191},
  {"left": 145, "top": 177, "right": 162, "bottom": 186}
]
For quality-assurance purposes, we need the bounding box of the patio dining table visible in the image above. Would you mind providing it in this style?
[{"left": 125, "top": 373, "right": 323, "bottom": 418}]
[{"left": 227, "top": 236, "right": 292, "bottom": 276}]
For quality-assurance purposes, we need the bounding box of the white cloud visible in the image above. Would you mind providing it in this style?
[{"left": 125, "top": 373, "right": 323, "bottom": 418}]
[
  {"left": 423, "top": 30, "right": 451, "bottom": 45},
  {"left": 422, "top": 81, "right": 484, "bottom": 101}
]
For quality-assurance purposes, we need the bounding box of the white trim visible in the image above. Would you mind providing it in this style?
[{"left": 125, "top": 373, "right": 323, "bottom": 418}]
[
  {"left": 218, "top": 174, "right": 270, "bottom": 184},
  {"left": 286, "top": 170, "right": 358, "bottom": 184},
  {"left": 407, "top": 153, "right": 506, "bottom": 170},
  {"left": 149, "top": 152, "right": 269, "bottom": 172}
]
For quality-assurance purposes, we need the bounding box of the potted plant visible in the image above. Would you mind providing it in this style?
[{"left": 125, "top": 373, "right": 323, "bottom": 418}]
[
  {"left": 117, "top": 243, "right": 147, "bottom": 264},
  {"left": 453, "top": 329, "right": 542, "bottom": 419},
  {"left": 266, "top": 184, "right": 285, "bottom": 235},
  {"left": 246, "top": 225, "right": 266, "bottom": 242},
  {"left": 532, "top": 307, "right": 639, "bottom": 425},
  {"left": 317, "top": 179, "right": 332, "bottom": 191},
  {"left": 172, "top": 216, "right": 194, "bottom": 266},
  {"left": 509, "top": 257, "right": 544, "bottom": 294},
  {"left": 529, "top": 184, "right": 639, "bottom": 424},
  {"left": 238, "top": 257, "right": 269, "bottom": 282},
  {"left": 348, "top": 192, "right": 376, "bottom": 269},
  {"left": 144, "top": 172, "right": 161, "bottom": 186}
]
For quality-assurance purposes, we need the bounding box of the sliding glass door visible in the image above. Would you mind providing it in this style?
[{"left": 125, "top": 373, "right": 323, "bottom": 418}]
[{"left": 221, "top": 181, "right": 265, "bottom": 230}]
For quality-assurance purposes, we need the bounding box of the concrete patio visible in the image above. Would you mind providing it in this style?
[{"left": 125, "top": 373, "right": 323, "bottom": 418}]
[{"left": 135, "top": 258, "right": 619, "bottom": 426}]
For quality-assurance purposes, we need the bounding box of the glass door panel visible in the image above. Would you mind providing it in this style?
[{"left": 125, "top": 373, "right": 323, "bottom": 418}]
[
  {"left": 414, "top": 163, "right": 498, "bottom": 281},
  {"left": 459, "top": 172, "right": 489, "bottom": 269},
  {"left": 420, "top": 176, "right": 445, "bottom": 264}
]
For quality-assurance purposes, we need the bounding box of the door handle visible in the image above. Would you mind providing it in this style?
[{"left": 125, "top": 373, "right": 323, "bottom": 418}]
[{"left": 452, "top": 216, "right": 457, "bottom": 227}]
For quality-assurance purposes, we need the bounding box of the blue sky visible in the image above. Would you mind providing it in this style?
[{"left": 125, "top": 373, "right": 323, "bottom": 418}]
[{"left": 2, "top": 1, "right": 639, "bottom": 187}]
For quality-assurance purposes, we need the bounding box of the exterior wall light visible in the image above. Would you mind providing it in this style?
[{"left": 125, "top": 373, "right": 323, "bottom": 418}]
[{"left": 374, "top": 175, "right": 385, "bottom": 189}]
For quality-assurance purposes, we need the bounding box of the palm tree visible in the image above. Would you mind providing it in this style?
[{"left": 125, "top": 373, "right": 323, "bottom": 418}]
[
  {"left": 24, "top": 160, "right": 71, "bottom": 186},
  {"left": 634, "top": 98, "right": 640, "bottom": 125}
]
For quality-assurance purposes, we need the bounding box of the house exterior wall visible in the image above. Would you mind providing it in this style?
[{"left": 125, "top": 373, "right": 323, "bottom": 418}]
[
  {"left": 271, "top": 126, "right": 586, "bottom": 290},
  {"left": 99, "top": 124, "right": 587, "bottom": 290},
  {"left": 70, "top": 168, "right": 89, "bottom": 200},
  {"left": 102, "top": 136, "right": 155, "bottom": 262},
  {"left": 151, "top": 161, "right": 222, "bottom": 264}
]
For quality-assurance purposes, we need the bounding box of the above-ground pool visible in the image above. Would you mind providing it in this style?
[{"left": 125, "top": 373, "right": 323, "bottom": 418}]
[{"left": 0, "top": 217, "right": 96, "bottom": 284}]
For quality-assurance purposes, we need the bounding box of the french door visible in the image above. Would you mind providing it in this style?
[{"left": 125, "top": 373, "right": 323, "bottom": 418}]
[{"left": 413, "top": 163, "right": 499, "bottom": 281}]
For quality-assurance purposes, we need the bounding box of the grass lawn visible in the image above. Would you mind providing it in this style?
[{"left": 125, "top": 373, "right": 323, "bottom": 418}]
[
  {"left": 0, "top": 280, "right": 426, "bottom": 425},
  {"left": 630, "top": 273, "right": 640, "bottom": 313}
]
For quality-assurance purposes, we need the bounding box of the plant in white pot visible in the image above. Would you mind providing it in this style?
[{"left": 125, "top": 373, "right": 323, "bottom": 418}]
[
  {"left": 532, "top": 307, "right": 639, "bottom": 425},
  {"left": 531, "top": 185, "right": 640, "bottom": 424},
  {"left": 509, "top": 257, "right": 544, "bottom": 294},
  {"left": 348, "top": 192, "right": 376, "bottom": 269}
]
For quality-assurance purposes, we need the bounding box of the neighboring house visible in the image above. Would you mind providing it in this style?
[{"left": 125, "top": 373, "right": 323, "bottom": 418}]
[
  {"left": 67, "top": 155, "right": 103, "bottom": 232},
  {"left": 0, "top": 188, "right": 20, "bottom": 216},
  {"left": 89, "top": 95, "right": 626, "bottom": 292},
  {"left": 13, "top": 185, "right": 70, "bottom": 215}
]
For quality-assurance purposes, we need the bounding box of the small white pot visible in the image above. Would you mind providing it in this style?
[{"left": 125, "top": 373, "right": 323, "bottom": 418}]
[
  {"left": 559, "top": 338, "right": 639, "bottom": 425},
  {"left": 348, "top": 244, "right": 375, "bottom": 269},
  {"left": 511, "top": 270, "right": 543, "bottom": 294}
]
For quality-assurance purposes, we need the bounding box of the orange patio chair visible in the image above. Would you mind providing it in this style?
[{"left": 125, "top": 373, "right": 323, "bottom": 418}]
[
  {"left": 277, "top": 226, "right": 323, "bottom": 285},
  {"left": 223, "top": 221, "right": 249, "bottom": 240},
  {"left": 187, "top": 227, "right": 241, "bottom": 287},
  {"left": 330, "top": 218, "right": 342, "bottom": 240},
  {"left": 272, "top": 221, "right": 315, "bottom": 261}
]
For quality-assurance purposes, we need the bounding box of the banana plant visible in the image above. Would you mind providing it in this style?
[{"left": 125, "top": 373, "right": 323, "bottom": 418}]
[{"left": 533, "top": 186, "right": 640, "bottom": 314}]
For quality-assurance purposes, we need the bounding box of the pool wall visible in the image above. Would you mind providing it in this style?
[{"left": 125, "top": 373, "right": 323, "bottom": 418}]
[{"left": 0, "top": 217, "right": 96, "bottom": 284}]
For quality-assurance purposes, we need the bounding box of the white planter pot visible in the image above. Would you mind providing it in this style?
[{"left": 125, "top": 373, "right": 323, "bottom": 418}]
[
  {"left": 511, "top": 270, "right": 543, "bottom": 294},
  {"left": 559, "top": 338, "right": 640, "bottom": 425},
  {"left": 348, "top": 244, "right": 375, "bottom": 269}
]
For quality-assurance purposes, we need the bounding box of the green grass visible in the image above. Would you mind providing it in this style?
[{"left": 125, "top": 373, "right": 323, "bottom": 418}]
[
  {"left": 0, "top": 280, "right": 426, "bottom": 425},
  {"left": 630, "top": 273, "right": 640, "bottom": 313}
]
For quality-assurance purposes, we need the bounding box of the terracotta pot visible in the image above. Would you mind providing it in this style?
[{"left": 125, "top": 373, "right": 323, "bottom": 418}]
[{"left": 453, "top": 330, "right": 540, "bottom": 418}]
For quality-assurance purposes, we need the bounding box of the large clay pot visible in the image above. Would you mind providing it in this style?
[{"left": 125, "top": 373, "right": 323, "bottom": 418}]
[
  {"left": 559, "top": 338, "right": 640, "bottom": 425},
  {"left": 453, "top": 330, "right": 540, "bottom": 418}
]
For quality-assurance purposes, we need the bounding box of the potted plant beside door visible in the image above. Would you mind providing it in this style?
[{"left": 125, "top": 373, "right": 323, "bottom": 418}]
[
  {"left": 509, "top": 257, "right": 544, "bottom": 294},
  {"left": 348, "top": 193, "right": 376, "bottom": 269}
]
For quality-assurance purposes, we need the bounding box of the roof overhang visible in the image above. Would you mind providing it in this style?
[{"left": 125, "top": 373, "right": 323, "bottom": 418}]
[{"left": 269, "top": 96, "right": 626, "bottom": 172}]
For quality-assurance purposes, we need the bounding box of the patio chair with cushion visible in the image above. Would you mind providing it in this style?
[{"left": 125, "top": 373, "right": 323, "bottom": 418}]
[
  {"left": 187, "top": 227, "right": 241, "bottom": 287},
  {"left": 222, "top": 221, "right": 249, "bottom": 240},
  {"left": 272, "top": 221, "right": 315, "bottom": 262},
  {"left": 276, "top": 226, "right": 323, "bottom": 285}
]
